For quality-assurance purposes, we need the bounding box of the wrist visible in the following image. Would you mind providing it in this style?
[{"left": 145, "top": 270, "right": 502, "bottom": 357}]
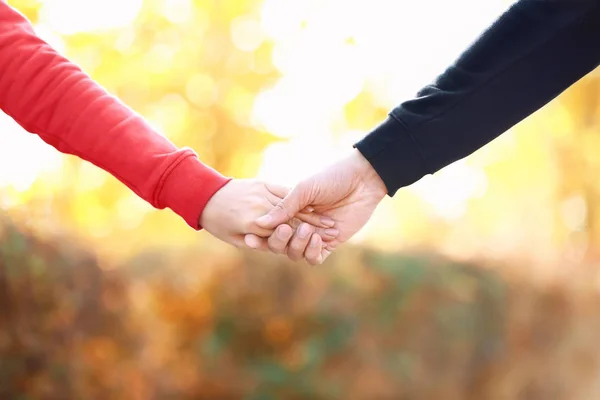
[
  {"left": 349, "top": 149, "right": 388, "bottom": 198},
  {"left": 198, "top": 179, "right": 233, "bottom": 229}
]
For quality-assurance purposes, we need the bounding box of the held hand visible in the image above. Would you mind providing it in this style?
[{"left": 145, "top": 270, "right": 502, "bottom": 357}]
[
  {"left": 246, "top": 149, "right": 387, "bottom": 264},
  {"left": 199, "top": 179, "right": 339, "bottom": 250}
]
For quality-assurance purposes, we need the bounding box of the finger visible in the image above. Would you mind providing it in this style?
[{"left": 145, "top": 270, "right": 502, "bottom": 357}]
[
  {"left": 294, "top": 212, "right": 335, "bottom": 228},
  {"left": 264, "top": 182, "right": 290, "bottom": 198},
  {"left": 319, "top": 227, "right": 339, "bottom": 241},
  {"left": 256, "top": 182, "right": 312, "bottom": 229},
  {"left": 244, "top": 234, "right": 270, "bottom": 251},
  {"left": 287, "top": 218, "right": 339, "bottom": 241},
  {"left": 287, "top": 223, "right": 313, "bottom": 262},
  {"left": 229, "top": 235, "right": 251, "bottom": 249},
  {"left": 304, "top": 233, "right": 323, "bottom": 265},
  {"left": 265, "top": 194, "right": 334, "bottom": 229},
  {"left": 264, "top": 183, "right": 320, "bottom": 218},
  {"left": 247, "top": 223, "right": 276, "bottom": 238},
  {"left": 267, "top": 224, "right": 294, "bottom": 254},
  {"left": 321, "top": 242, "right": 337, "bottom": 262},
  {"left": 244, "top": 199, "right": 279, "bottom": 238},
  {"left": 324, "top": 243, "right": 337, "bottom": 252},
  {"left": 248, "top": 226, "right": 276, "bottom": 238}
]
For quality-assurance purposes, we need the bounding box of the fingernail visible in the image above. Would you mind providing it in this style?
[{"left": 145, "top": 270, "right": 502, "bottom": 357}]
[
  {"left": 324, "top": 228, "right": 339, "bottom": 237},
  {"left": 320, "top": 217, "right": 335, "bottom": 227},
  {"left": 298, "top": 223, "right": 310, "bottom": 239},
  {"left": 256, "top": 214, "right": 272, "bottom": 226}
]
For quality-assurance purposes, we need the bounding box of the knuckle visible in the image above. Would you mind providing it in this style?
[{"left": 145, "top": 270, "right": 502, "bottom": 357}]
[
  {"left": 299, "top": 178, "right": 318, "bottom": 195},
  {"left": 274, "top": 201, "right": 289, "bottom": 216},
  {"left": 241, "top": 220, "right": 254, "bottom": 233},
  {"left": 290, "top": 240, "right": 305, "bottom": 252},
  {"left": 297, "top": 178, "right": 311, "bottom": 190}
]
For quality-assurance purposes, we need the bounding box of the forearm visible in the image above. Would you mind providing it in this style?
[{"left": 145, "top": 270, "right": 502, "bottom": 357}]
[
  {"left": 0, "top": 2, "right": 229, "bottom": 228},
  {"left": 356, "top": 0, "right": 600, "bottom": 195}
]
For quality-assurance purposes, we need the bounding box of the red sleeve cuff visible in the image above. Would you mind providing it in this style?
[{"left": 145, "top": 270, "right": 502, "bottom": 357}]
[{"left": 156, "top": 150, "right": 231, "bottom": 230}]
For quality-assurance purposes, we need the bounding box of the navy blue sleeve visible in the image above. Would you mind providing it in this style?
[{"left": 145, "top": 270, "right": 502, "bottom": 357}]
[{"left": 355, "top": 0, "right": 600, "bottom": 195}]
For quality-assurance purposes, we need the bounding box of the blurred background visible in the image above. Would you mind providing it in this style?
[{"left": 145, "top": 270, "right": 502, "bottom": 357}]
[{"left": 2, "top": 0, "right": 600, "bottom": 398}]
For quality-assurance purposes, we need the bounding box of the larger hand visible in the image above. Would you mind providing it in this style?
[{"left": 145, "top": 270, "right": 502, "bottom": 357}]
[
  {"left": 200, "top": 179, "right": 338, "bottom": 249},
  {"left": 246, "top": 149, "right": 387, "bottom": 264}
]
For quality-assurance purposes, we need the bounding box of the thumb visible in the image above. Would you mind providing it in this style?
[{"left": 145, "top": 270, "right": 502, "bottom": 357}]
[{"left": 256, "top": 182, "right": 310, "bottom": 229}]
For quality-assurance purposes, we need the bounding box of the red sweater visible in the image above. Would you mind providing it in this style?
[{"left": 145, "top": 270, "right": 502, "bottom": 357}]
[{"left": 0, "top": 2, "right": 231, "bottom": 230}]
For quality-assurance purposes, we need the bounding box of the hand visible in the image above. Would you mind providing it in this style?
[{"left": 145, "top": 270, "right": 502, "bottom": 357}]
[
  {"left": 245, "top": 149, "right": 388, "bottom": 264},
  {"left": 199, "top": 179, "right": 339, "bottom": 250}
]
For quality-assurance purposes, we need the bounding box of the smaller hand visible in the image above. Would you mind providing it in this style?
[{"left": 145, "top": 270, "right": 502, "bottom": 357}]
[{"left": 199, "top": 179, "right": 339, "bottom": 251}]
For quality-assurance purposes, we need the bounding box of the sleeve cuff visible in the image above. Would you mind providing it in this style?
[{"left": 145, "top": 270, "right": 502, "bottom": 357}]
[
  {"left": 353, "top": 116, "right": 430, "bottom": 196},
  {"left": 157, "top": 150, "right": 232, "bottom": 230}
]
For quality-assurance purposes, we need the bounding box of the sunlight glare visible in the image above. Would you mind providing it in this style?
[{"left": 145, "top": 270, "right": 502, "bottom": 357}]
[
  {"left": 230, "top": 16, "right": 265, "bottom": 52},
  {"left": 39, "top": 0, "right": 143, "bottom": 35},
  {"left": 409, "top": 161, "right": 488, "bottom": 220},
  {"left": 162, "top": 0, "right": 194, "bottom": 24},
  {"left": 257, "top": 0, "right": 514, "bottom": 230},
  {"left": 0, "top": 113, "right": 64, "bottom": 193}
]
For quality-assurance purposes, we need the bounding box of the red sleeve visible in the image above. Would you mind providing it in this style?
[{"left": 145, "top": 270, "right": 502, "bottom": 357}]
[{"left": 0, "top": 2, "right": 231, "bottom": 230}]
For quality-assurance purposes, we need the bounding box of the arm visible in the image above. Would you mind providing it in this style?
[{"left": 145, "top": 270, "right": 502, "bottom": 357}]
[
  {"left": 0, "top": 1, "right": 230, "bottom": 229},
  {"left": 355, "top": 0, "right": 600, "bottom": 195},
  {"left": 0, "top": 2, "right": 340, "bottom": 254},
  {"left": 253, "top": 0, "right": 600, "bottom": 264}
]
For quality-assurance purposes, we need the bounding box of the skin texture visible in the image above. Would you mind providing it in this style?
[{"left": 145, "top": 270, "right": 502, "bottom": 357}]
[
  {"left": 245, "top": 150, "right": 388, "bottom": 265},
  {"left": 200, "top": 179, "right": 339, "bottom": 250}
]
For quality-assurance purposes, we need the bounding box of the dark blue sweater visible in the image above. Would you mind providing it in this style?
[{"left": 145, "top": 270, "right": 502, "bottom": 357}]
[{"left": 355, "top": 0, "right": 600, "bottom": 195}]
